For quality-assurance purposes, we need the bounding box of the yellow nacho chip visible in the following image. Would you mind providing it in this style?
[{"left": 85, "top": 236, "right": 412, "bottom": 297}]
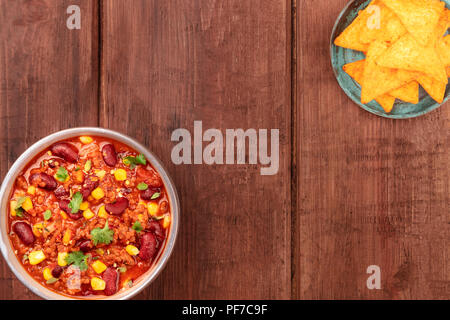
[
  {"left": 377, "top": 33, "right": 448, "bottom": 84},
  {"left": 344, "top": 59, "right": 420, "bottom": 106},
  {"left": 334, "top": 5, "right": 372, "bottom": 52},
  {"left": 375, "top": 94, "right": 396, "bottom": 112},
  {"left": 447, "top": 66, "right": 450, "bottom": 77},
  {"left": 380, "top": 0, "right": 445, "bottom": 46},
  {"left": 432, "top": 9, "right": 450, "bottom": 43},
  {"left": 390, "top": 81, "right": 420, "bottom": 104},
  {"left": 343, "top": 60, "right": 396, "bottom": 112},
  {"left": 359, "top": 0, "right": 407, "bottom": 45},
  {"left": 437, "top": 35, "right": 450, "bottom": 67},
  {"left": 417, "top": 73, "right": 447, "bottom": 103},
  {"left": 342, "top": 60, "right": 366, "bottom": 80},
  {"left": 361, "top": 41, "right": 415, "bottom": 103}
]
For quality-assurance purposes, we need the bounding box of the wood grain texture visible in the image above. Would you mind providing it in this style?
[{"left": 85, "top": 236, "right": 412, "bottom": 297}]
[
  {"left": 0, "top": 0, "right": 98, "bottom": 299},
  {"left": 2, "top": 0, "right": 449, "bottom": 301},
  {"left": 293, "top": 0, "right": 450, "bottom": 299},
  {"left": 101, "top": 0, "right": 291, "bottom": 299}
]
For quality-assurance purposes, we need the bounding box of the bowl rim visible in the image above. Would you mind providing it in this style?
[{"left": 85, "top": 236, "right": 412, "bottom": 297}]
[
  {"left": 0, "top": 127, "right": 180, "bottom": 300},
  {"left": 329, "top": 0, "right": 450, "bottom": 119}
]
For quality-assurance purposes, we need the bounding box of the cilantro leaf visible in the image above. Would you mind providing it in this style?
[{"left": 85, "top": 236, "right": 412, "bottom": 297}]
[
  {"left": 132, "top": 221, "right": 143, "bottom": 233},
  {"left": 65, "top": 251, "right": 88, "bottom": 271},
  {"left": 91, "top": 221, "right": 114, "bottom": 245},
  {"left": 68, "top": 192, "right": 83, "bottom": 214},
  {"left": 137, "top": 182, "right": 148, "bottom": 191},
  {"left": 43, "top": 210, "right": 52, "bottom": 221},
  {"left": 135, "top": 154, "right": 147, "bottom": 165},
  {"left": 55, "top": 167, "right": 69, "bottom": 182},
  {"left": 123, "top": 154, "right": 147, "bottom": 169}
]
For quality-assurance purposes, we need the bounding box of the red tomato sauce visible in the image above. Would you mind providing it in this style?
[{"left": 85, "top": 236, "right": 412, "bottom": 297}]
[{"left": 7, "top": 136, "right": 171, "bottom": 298}]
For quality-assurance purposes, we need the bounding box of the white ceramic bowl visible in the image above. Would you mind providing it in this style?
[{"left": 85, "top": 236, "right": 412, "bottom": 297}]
[{"left": 0, "top": 127, "right": 179, "bottom": 300}]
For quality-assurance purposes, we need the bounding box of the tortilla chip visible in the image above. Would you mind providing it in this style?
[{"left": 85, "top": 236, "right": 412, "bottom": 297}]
[
  {"left": 361, "top": 41, "right": 415, "bottom": 103},
  {"left": 377, "top": 33, "right": 448, "bottom": 84},
  {"left": 334, "top": 4, "right": 372, "bottom": 52},
  {"left": 437, "top": 35, "right": 450, "bottom": 67},
  {"left": 343, "top": 60, "right": 395, "bottom": 112},
  {"left": 359, "top": 1, "right": 407, "bottom": 45},
  {"left": 380, "top": 0, "right": 445, "bottom": 46},
  {"left": 375, "top": 94, "right": 396, "bottom": 112},
  {"left": 432, "top": 9, "right": 450, "bottom": 44},
  {"left": 343, "top": 60, "right": 366, "bottom": 80},
  {"left": 390, "top": 81, "right": 420, "bottom": 104},
  {"left": 447, "top": 66, "right": 450, "bottom": 77},
  {"left": 417, "top": 73, "right": 447, "bottom": 103}
]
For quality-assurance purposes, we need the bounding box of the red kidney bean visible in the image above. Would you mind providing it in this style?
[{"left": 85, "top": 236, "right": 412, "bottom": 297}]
[
  {"left": 140, "top": 187, "right": 160, "bottom": 200},
  {"left": 159, "top": 200, "right": 168, "bottom": 214},
  {"left": 51, "top": 266, "right": 63, "bottom": 278},
  {"left": 12, "top": 222, "right": 35, "bottom": 246},
  {"left": 54, "top": 185, "right": 69, "bottom": 199},
  {"left": 59, "top": 199, "right": 81, "bottom": 220},
  {"left": 51, "top": 143, "right": 78, "bottom": 163},
  {"left": 15, "top": 176, "right": 28, "bottom": 190},
  {"left": 105, "top": 197, "right": 129, "bottom": 215},
  {"left": 78, "top": 239, "right": 92, "bottom": 253},
  {"left": 138, "top": 232, "right": 157, "bottom": 261},
  {"left": 101, "top": 144, "right": 117, "bottom": 167},
  {"left": 29, "top": 172, "right": 57, "bottom": 190},
  {"left": 103, "top": 267, "right": 118, "bottom": 296},
  {"left": 81, "top": 178, "right": 99, "bottom": 200},
  {"left": 147, "top": 220, "right": 165, "bottom": 241},
  {"left": 136, "top": 167, "right": 163, "bottom": 187}
]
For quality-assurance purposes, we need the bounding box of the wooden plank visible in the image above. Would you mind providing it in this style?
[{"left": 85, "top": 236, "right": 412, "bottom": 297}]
[
  {"left": 0, "top": 0, "right": 98, "bottom": 299},
  {"left": 294, "top": 0, "right": 450, "bottom": 299},
  {"left": 101, "top": 0, "right": 291, "bottom": 299}
]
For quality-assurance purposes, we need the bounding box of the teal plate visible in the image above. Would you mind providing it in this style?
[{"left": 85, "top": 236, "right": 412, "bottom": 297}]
[{"left": 330, "top": 0, "right": 450, "bottom": 119}]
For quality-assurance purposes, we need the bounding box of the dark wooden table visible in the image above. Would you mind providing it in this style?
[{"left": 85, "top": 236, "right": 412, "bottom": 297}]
[{"left": 0, "top": 0, "right": 448, "bottom": 300}]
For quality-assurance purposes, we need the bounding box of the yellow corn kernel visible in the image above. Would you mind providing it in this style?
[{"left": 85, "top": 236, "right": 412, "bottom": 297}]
[
  {"left": 91, "top": 260, "right": 107, "bottom": 274},
  {"left": 10, "top": 200, "right": 17, "bottom": 217},
  {"left": 80, "top": 201, "right": 89, "bottom": 211},
  {"left": 27, "top": 186, "right": 36, "bottom": 195},
  {"left": 29, "top": 250, "right": 46, "bottom": 265},
  {"left": 91, "top": 187, "right": 105, "bottom": 200},
  {"left": 58, "top": 252, "right": 68, "bottom": 266},
  {"left": 126, "top": 245, "right": 140, "bottom": 256},
  {"left": 22, "top": 197, "right": 33, "bottom": 212},
  {"left": 83, "top": 209, "right": 95, "bottom": 220},
  {"left": 74, "top": 170, "right": 84, "bottom": 183},
  {"left": 147, "top": 202, "right": 159, "bottom": 216},
  {"left": 95, "top": 170, "right": 106, "bottom": 180},
  {"left": 32, "top": 222, "right": 44, "bottom": 237},
  {"left": 97, "top": 205, "right": 108, "bottom": 219},
  {"left": 114, "top": 169, "right": 127, "bottom": 181},
  {"left": 96, "top": 248, "right": 104, "bottom": 255},
  {"left": 63, "top": 230, "right": 71, "bottom": 245},
  {"left": 91, "top": 277, "right": 106, "bottom": 291},
  {"left": 79, "top": 136, "right": 93, "bottom": 144},
  {"left": 60, "top": 210, "right": 68, "bottom": 219},
  {"left": 163, "top": 215, "right": 171, "bottom": 229},
  {"left": 43, "top": 267, "right": 52, "bottom": 281}
]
